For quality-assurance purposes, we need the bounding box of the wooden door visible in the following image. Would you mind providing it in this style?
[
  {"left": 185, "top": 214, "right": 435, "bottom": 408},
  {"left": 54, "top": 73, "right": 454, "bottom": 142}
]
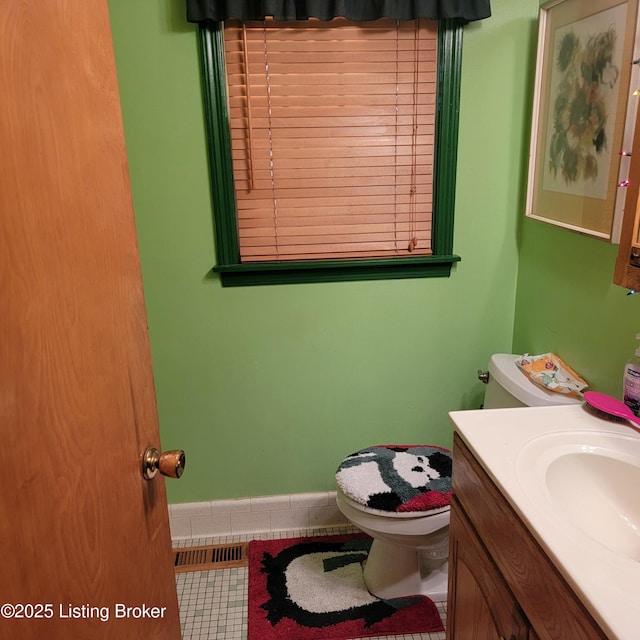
[
  {"left": 0, "top": 2, "right": 182, "bottom": 638},
  {"left": 446, "top": 498, "right": 531, "bottom": 640}
]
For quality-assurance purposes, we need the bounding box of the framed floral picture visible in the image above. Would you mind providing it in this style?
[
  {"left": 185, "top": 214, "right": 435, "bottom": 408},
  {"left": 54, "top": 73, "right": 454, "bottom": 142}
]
[{"left": 526, "top": 0, "right": 640, "bottom": 240}]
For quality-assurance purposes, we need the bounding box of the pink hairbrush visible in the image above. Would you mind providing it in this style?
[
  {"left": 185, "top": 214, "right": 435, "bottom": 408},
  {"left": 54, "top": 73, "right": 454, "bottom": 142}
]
[{"left": 583, "top": 391, "right": 640, "bottom": 428}]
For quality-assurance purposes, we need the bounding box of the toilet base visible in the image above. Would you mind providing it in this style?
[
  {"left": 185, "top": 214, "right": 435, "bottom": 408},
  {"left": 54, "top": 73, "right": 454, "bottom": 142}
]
[{"left": 363, "top": 537, "right": 449, "bottom": 601}]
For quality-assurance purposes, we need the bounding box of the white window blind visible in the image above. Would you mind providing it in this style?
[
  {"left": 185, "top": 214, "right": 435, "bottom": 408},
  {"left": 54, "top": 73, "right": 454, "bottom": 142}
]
[{"left": 223, "top": 17, "right": 438, "bottom": 262}]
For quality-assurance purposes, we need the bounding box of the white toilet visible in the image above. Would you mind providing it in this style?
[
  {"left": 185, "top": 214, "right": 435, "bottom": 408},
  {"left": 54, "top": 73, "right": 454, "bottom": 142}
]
[
  {"left": 482, "top": 353, "right": 582, "bottom": 409},
  {"left": 335, "top": 353, "right": 581, "bottom": 602}
]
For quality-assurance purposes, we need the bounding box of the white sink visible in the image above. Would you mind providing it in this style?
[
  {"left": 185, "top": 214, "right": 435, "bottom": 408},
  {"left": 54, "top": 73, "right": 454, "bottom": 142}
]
[
  {"left": 516, "top": 431, "right": 640, "bottom": 560},
  {"left": 449, "top": 404, "right": 640, "bottom": 640}
]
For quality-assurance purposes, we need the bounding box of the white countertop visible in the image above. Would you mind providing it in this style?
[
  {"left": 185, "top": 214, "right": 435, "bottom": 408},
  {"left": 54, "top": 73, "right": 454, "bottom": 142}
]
[{"left": 449, "top": 404, "right": 640, "bottom": 640}]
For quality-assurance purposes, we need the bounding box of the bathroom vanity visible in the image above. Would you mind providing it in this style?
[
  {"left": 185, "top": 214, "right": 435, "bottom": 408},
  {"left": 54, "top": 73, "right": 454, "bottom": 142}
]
[{"left": 448, "top": 405, "right": 640, "bottom": 640}]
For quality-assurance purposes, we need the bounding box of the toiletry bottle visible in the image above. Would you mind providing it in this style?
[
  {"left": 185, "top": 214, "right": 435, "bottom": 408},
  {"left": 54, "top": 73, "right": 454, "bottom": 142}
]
[{"left": 623, "top": 333, "right": 640, "bottom": 416}]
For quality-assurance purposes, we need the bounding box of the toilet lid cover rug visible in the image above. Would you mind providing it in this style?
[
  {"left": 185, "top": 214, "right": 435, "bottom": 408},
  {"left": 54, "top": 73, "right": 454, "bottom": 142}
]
[{"left": 336, "top": 445, "right": 452, "bottom": 513}]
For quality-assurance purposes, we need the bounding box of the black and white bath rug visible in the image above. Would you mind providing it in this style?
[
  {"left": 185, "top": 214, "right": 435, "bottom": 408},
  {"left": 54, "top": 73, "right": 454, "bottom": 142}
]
[{"left": 248, "top": 533, "right": 444, "bottom": 640}]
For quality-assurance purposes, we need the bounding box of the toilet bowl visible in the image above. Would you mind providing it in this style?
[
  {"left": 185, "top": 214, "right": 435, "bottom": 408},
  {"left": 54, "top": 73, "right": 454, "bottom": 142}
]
[
  {"left": 336, "top": 487, "right": 450, "bottom": 600},
  {"left": 336, "top": 354, "right": 581, "bottom": 601},
  {"left": 335, "top": 444, "right": 452, "bottom": 600}
]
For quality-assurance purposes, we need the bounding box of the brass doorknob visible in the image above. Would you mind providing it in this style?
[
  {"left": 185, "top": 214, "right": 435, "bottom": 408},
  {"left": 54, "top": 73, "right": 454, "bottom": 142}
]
[{"left": 142, "top": 447, "right": 186, "bottom": 480}]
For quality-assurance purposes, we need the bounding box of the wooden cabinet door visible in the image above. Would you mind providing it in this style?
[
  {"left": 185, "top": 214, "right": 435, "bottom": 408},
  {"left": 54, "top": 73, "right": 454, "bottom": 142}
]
[
  {"left": 447, "top": 497, "right": 531, "bottom": 640},
  {"left": 0, "top": 1, "right": 181, "bottom": 638}
]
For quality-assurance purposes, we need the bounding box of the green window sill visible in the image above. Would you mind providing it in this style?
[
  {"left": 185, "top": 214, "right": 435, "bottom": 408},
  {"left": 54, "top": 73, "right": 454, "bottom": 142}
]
[{"left": 212, "top": 255, "right": 461, "bottom": 286}]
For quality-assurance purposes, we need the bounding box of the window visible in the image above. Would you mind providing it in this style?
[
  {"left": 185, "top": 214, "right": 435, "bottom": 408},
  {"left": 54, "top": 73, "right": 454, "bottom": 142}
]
[{"left": 197, "top": 18, "right": 464, "bottom": 286}]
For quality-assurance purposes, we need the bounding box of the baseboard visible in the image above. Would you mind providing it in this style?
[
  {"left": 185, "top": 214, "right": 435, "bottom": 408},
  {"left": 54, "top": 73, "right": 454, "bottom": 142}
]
[{"left": 169, "top": 491, "right": 348, "bottom": 540}]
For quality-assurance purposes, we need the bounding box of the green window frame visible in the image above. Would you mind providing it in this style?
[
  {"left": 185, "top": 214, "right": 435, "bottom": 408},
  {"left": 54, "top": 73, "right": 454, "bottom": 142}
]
[{"left": 198, "top": 20, "right": 463, "bottom": 286}]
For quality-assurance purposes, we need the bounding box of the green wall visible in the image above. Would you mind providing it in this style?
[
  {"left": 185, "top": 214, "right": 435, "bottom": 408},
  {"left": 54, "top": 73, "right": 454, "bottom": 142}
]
[
  {"left": 513, "top": 220, "right": 640, "bottom": 397},
  {"left": 108, "top": 0, "right": 539, "bottom": 503}
]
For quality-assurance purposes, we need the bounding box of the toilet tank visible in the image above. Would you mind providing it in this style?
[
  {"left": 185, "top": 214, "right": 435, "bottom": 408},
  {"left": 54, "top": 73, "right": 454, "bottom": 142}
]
[{"left": 484, "top": 354, "right": 582, "bottom": 408}]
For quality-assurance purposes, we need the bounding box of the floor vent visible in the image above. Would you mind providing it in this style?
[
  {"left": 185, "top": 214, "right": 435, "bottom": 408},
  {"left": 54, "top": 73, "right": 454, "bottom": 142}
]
[{"left": 173, "top": 543, "right": 248, "bottom": 573}]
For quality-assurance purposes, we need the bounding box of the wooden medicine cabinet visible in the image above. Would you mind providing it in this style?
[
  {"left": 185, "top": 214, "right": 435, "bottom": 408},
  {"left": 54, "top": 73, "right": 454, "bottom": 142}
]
[{"left": 615, "top": 104, "right": 640, "bottom": 290}]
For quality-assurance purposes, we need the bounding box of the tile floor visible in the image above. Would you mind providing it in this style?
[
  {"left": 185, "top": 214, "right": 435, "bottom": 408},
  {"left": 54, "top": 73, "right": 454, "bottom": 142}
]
[{"left": 174, "top": 525, "right": 447, "bottom": 640}]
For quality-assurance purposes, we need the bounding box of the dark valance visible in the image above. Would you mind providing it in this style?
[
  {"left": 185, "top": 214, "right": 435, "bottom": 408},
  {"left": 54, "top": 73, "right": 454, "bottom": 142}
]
[{"left": 186, "top": 0, "right": 491, "bottom": 24}]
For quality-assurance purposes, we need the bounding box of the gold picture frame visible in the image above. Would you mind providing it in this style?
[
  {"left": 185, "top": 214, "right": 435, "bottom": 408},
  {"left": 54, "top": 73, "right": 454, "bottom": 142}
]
[{"left": 526, "top": 0, "right": 640, "bottom": 240}]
